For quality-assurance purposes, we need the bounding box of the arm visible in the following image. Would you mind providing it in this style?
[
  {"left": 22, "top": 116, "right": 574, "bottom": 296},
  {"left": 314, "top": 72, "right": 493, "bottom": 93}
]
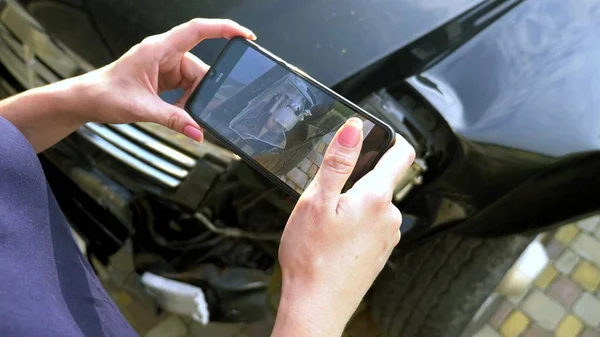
[
  {"left": 0, "top": 78, "right": 89, "bottom": 153},
  {"left": 0, "top": 18, "right": 256, "bottom": 153}
]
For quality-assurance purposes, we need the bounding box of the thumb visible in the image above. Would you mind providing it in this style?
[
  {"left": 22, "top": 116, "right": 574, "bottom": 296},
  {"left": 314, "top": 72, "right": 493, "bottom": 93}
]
[
  {"left": 308, "top": 117, "right": 363, "bottom": 200},
  {"left": 151, "top": 98, "right": 204, "bottom": 142}
]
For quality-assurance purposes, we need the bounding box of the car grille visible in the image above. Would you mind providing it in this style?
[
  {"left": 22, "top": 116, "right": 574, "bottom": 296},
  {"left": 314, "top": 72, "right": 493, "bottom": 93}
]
[{"left": 0, "top": 0, "right": 235, "bottom": 189}]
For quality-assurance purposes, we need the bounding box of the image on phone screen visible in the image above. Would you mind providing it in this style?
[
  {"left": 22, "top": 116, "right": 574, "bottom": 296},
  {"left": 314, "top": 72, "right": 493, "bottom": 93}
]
[{"left": 187, "top": 40, "right": 392, "bottom": 195}]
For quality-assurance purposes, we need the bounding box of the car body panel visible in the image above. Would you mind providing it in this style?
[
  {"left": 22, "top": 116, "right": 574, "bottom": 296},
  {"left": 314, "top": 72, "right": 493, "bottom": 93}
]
[
  {"left": 409, "top": 0, "right": 600, "bottom": 156},
  {"left": 400, "top": 0, "right": 600, "bottom": 238}
]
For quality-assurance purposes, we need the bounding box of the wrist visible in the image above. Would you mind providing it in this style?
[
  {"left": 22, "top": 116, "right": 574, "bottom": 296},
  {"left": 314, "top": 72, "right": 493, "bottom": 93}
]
[
  {"left": 273, "top": 296, "right": 339, "bottom": 337},
  {"left": 41, "top": 68, "right": 108, "bottom": 125},
  {"left": 271, "top": 278, "right": 347, "bottom": 337}
]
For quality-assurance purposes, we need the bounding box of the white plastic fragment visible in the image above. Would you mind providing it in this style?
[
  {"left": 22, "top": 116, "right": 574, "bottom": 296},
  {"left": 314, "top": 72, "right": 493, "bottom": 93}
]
[{"left": 141, "top": 272, "right": 210, "bottom": 325}]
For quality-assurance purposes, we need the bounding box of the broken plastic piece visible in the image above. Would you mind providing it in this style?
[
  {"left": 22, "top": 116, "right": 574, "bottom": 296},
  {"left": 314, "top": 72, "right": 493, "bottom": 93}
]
[{"left": 141, "top": 272, "right": 210, "bottom": 325}]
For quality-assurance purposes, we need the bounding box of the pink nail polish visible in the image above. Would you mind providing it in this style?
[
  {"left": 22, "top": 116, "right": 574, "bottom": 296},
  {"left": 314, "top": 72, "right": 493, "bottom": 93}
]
[
  {"left": 337, "top": 118, "right": 363, "bottom": 148},
  {"left": 183, "top": 125, "right": 203, "bottom": 142}
]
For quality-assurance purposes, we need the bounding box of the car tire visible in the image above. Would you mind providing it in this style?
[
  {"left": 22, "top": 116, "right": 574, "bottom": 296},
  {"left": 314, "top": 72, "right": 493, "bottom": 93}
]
[{"left": 370, "top": 233, "right": 533, "bottom": 337}]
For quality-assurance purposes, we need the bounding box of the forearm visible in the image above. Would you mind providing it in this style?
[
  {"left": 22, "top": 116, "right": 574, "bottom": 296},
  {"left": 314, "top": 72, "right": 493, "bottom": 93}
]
[{"left": 0, "top": 77, "right": 91, "bottom": 153}]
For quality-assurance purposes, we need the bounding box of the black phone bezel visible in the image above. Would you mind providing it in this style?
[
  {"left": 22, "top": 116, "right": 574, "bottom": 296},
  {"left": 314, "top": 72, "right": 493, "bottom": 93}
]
[{"left": 184, "top": 37, "right": 396, "bottom": 200}]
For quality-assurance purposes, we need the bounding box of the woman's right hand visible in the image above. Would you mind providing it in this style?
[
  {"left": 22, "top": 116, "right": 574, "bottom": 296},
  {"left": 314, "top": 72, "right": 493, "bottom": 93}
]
[{"left": 272, "top": 118, "right": 416, "bottom": 337}]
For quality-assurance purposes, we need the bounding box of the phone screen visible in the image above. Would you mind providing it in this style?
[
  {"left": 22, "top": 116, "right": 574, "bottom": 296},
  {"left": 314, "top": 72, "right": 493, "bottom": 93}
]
[{"left": 186, "top": 38, "right": 393, "bottom": 196}]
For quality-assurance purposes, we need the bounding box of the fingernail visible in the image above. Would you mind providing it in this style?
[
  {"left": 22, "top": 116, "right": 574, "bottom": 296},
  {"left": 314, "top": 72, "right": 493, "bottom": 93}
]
[
  {"left": 337, "top": 117, "right": 363, "bottom": 148},
  {"left": 242, "top": 27, "right": 256, "bottom": 40},
  {"left": 183, "top": 125, "right": 203, "bottom": 142}
]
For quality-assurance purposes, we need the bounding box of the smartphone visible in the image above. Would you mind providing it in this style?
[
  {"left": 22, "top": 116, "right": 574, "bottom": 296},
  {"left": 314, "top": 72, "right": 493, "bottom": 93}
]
[{"left": 185, "top": 37, "right": 395, "bottom": 199}]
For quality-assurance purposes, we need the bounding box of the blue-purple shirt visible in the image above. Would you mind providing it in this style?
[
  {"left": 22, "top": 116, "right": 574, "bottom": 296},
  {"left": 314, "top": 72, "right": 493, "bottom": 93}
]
[{"left": 0, "top": 117, "right": 138, "bottom": 336}]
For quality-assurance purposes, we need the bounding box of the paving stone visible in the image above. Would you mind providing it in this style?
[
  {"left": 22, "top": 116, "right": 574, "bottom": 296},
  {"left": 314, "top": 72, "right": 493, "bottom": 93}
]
[
  {"left": 548, "top": 276, "right": 583, "bottom": 308},
  {"left": 578, "top": 216, "right": 600, "bottom": 232},
  {"left": 308, "top": 164, "right": 318, "bottom": 178},
  {"left": 322, "top": 132, "right": 334, "bottom": 144},
  {"left": 546, "top": 239, "right": 565, "bottom": 260},
  {"left": 555, "top": 315, "right": 584, "bottom": 337},
  {"left": 572, "top": 261, "right": 600, "bottom": 292},
  {"left": 581, "top": 328, "right": 600, "bottom": 337},
  {"left": 521, "top": 325, "right": 552, "bottom": 337},
  {"left": 145, "top": 315, "right": 188, "bottom": 337},
  {"left": 522, "top": 290, "right": 566, "bottom": 330},
  {"left": 316, "top": 141, "right": 326, "bottom": 153},
  {"left": 298, "top": 158, "right": 312, "bottom": 173},
  {"left": 500, "top": 311, "right": 529, "bottom": 337},
  {"left": 286, "top": 179, "right": 297, "bottom": 190},
  {"left": 307, "top": 149, "right": 317, "bottom": 162},
  {"left": 315, "top": 153, "right": 324, "bottom": 166},
  {"left": 573, "top": 293, "right": 600, "bottom": 326},
  {"left": 489, "top": 300, "right": 514, "bottom": 329},
  {"left": 535, "top": 265, "right": 558, "bottom": 289},
  {"left": 473, "top": 324, "right": 501, "bottom": 337},
  {"left": 507, "top": 286, "right": 531, "bottom": 305},
  {"left": 286, "top": 167, "right": 308, "bottom": 188},
  {"left": 555, "top": 249, "right": 581, "bottom": 275},
  {"left": 570, "top": 234, "right": 600, "bottom": 267},
  {"left": 555, "top": 224, "right": 579, "bottom": 245}
]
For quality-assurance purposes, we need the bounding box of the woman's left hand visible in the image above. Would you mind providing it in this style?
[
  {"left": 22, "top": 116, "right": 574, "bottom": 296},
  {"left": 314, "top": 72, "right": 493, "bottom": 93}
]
[{"left": 79, "top": 18, "right": 255, "bottom": 142}]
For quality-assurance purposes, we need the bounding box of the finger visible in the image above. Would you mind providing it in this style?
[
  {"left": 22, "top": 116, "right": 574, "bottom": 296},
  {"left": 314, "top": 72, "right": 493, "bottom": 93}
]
[
  {"left": 147, "top": 97, "right": 204, "bottom": 142},
  {"left": 306, "top": 118, "right": 364, "bottom": 201},
  {"left": 182, "top": 52, "right": 210, "bottom": 81},
  {"left": 348, "top": 135, "right": 415, "bottom": 198},
  {"left": 174, "top": 53, "right": 210, "bottom": 108},
  {"left": 166, "top": 18, "right": 256, "bottom": 53}
]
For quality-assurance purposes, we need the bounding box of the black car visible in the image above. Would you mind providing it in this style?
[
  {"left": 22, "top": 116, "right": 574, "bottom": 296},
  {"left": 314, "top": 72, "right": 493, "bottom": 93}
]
[{"left": 1, "top": 0, "right": 599, "bottom": 336}]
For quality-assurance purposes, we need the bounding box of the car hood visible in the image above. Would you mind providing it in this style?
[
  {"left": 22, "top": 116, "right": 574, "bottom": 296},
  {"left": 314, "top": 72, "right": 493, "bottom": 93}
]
[
  {"left": 201, "top": 0, "right": 485, "bottom": 87},
  {"left": 88, "top": 0, "right": 484, "bottom": 88}
]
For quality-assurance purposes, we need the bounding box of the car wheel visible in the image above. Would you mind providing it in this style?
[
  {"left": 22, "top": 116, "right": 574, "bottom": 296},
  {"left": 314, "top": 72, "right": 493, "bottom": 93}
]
[{"left": 370, "top": 233, "right": 533, "bottom": 337}]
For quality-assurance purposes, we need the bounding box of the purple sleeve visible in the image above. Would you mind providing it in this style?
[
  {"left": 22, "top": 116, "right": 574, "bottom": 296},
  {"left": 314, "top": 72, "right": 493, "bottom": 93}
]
[{"left": 0, "top": 117, "right": 138, "bottom": 337}]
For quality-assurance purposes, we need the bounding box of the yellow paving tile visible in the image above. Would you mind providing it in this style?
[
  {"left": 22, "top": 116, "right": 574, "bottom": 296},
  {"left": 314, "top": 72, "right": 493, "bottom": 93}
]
[
  {"left": 555, "top": 224, "right": 579, "bottom": 244},
  {"left": 535, "top": 265, "right": 558, "bottom": 289},
  {"left": 572, "top": 261, "right": 600, "bottom": 292},
  {"left": 500, "top": 311, "right": 529, "bottom": 337},
  {"left": 317, "top": 141, "right": 326, "bottom": 153},
  {"left": 556, "top": 315, "right": 584, "bottom": 337},
  {"left": 308, "top": 164, "right": 318, "bottom": 178}
]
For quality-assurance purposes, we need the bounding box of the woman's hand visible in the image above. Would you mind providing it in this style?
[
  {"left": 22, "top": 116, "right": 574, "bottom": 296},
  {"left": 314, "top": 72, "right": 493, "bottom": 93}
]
[
  {"left": 272, "top": 118, "right": 416, "bottom": 337},
  {"left": 82, "top": 18, "right": 256, "bottom": 142},
  {"left": 0, "top": 18, "right": 255, "bottom": 152}
]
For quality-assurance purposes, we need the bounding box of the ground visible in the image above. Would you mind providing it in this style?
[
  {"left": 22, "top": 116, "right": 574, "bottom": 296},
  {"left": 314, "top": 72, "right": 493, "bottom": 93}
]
[
  {"left": 472, "top": 216, "right": 600, "bottom": 337},
  {"left": 95, "top": 216, "right": 600, "bottom": 337}
]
